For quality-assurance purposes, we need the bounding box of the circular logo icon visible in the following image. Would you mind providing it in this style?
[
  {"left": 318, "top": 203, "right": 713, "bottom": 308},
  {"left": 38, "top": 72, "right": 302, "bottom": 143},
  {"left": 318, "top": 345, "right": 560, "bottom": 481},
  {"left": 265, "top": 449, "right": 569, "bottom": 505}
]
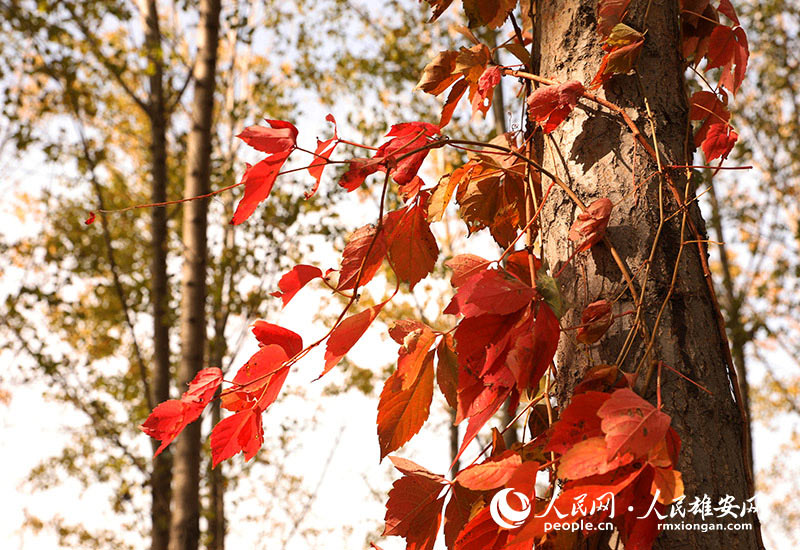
[{"left": 490, "top": 488, "right": 531, "bottom": 529}]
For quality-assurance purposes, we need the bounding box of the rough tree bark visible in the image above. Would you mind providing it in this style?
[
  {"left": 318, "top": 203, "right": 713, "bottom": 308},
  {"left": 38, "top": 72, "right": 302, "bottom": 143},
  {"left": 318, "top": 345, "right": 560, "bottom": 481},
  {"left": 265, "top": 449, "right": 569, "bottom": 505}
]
[
  {"left": 142, "top": 2, "right": 173, "bottom": 549},
  {"left": 169, "top": 1, "right": 221, "bottom": 549},
  {"left": 534, "top": 1, "right": 763, "bottom": 548}
]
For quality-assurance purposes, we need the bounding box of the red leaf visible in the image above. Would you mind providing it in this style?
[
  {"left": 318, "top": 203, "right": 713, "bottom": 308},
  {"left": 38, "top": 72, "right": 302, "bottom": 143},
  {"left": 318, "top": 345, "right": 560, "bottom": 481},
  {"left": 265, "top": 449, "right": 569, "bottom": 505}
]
[
  {"left": 597, "top": 388, "right": 672, "bottom": 459},
  {"left": 456, "top": 387, "right": 510, "bottom": 462},
  {"left": 546, "top": 391, "right": 612, "bottom": 454},
  {"left": 378, "top": 122, "right": 439, "bottom": 185},
  {"left": 383, "top": 457, "right": 446, "bottom": 550},
  {"left": 306, "top": 114, "right": 338, "bottom": 198},
  {"left": 454, "top": 506, "right": 508, "bottom": 550},
  {"left": 576, "top": 299, "right": 614, "bottom": 344},
  {"left": 270, "top": 264, "right": 324, "bottom": 307},
  {"left": 445, "top": 254, "right": 491, "bottom": 287},
  {"left": 378, "top": 349, "right": 435, "bottom": 458},
  {"left": 436, "top": 334, "right": 459, "bottom": 409},
  {"left": 507, "top": 303, "right": 560, "bottom": 390},
  {"left": 706, "top": 25, "right": 748, "bottom": 94},
  {"left": 251, "top": 320, "right": 303, "bottom": 357},
  {"left": 396, "top": 327, "right": 438, "bottom": 385},
  {"left": 84, "top": 212, "right": 96, "bottom": 225},
  {"left": 237, "top": 119, "right": 298, "bottom": 154},
  {"left": 568, "top": 198, "right": 613, "bottom": 252},
  {"left": 445, "top": 269, "right": 536, "bottom": 317},
  {"left": 455, "top": 451, "right": 522, "bottom": 490},
  {"left": 221, "top": 345, "right": 290, "bottom": 412},
  {"left": 389, "top": 456, "right": 446, "bottom": 481},
  {"left": 231, "top": 151, "right": 291, "bottom": 225},
  {"left": 210, "top": 408, "right": 264, "bottom": 467},
  {"left": 701, "top": 122, "right": 738, "bottom": 161},
  {"left": 439, "top": 78, "right": 469, "bottom": 129},
  {"left": 141, "top": 367, "right": 223, "bottom": 456},
  {"left": 321, "top": 302, "right": 385, "bottom": 378},
  {"left": 384, "top": 201, "right": 440, "bottom": 289},
  {"left": 515, "top": 465, "right": 645, "bottom": 541},
  {"left": 337, "top": 223, "right": 388, "bottom": 291},
  {"left": 717, "top": 0, "right": 740, "bottom": 24},
  {"left": 182, "top": 367, "right": 224, "bottom": 407},
  {"left": 444, "top": 483, "right": 482, "bottom": 550},
  {"left": 471, "top": 65, "right": 502, "bottom": 117},
  {"left": 339, "top": 157, "right": 384, "bottom": 192},
  {"left": 526, "top": 81, "right": 584, "bottom": 133}
]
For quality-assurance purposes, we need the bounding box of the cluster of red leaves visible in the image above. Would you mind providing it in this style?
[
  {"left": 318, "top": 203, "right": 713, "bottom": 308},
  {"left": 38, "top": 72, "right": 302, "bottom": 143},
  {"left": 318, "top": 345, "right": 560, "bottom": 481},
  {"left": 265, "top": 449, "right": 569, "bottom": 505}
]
[
  {"left": 423, "top": 0, "right": 517, "bottom": 29},
  {"left": 429, "top": 133, "right": 528, "bottom": 247},
  {"left": 681, "top": 0, "right": 748, "bottom": 160},
  {"left": 381, "top": 364, "right": 682, "bottom": 550},
  {"left": 140, "top": 321, "right": 302, "bottom": 466},
  {"left": 416, "top": 43, "right": 504, "bottom": 127}
]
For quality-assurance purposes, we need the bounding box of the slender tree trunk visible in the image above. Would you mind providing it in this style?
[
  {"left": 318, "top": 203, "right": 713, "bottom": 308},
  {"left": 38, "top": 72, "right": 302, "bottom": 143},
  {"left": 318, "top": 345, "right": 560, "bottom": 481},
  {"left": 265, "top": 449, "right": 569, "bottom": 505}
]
[
  {"left": 205, "top": 220, "right": 233, "bottom": 550},
  {"left": 534, "top": 1, "right": 762, "bottom": 548},
  {"left": 143, "top": 2, "right": 173, "bottom": 549},
  {"left": 169, "top": 1, "right": 221, "bottom": 549}
]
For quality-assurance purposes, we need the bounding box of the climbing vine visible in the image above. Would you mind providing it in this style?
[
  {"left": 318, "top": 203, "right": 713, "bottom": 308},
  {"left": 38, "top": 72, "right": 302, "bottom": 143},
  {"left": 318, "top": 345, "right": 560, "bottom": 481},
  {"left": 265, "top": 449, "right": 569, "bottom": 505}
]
[{"left": 120, "top": 1, "right": 753, "bottom": 548}]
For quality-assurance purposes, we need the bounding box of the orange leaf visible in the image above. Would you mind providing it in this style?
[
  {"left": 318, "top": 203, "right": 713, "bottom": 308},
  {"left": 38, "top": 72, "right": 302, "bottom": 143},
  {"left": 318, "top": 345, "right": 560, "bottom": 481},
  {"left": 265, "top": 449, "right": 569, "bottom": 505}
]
[
  {"left": 651, "top": 467, "right": 684, "bottom": 504},
  {"left": 377, "top": 349, "right": 435, "bottom": 458},
  {"left": 384, "top": 201, "right": 440, "bottom": 289},
  {"left": 337, "top": 223, "right": 388, "bottom": 291},
  {"left": 455, "top": 451, "right": 522, "bottom": 490},
  {"left": 417, "top": 50, "right": 460, "bottom": 96},
  {"left": 445, "top": 254, "right": 491, "bottom": 287},
  {"left": 557, "top": 436, "right": 634, "bottom": 479},
  {"left": 436, "top": 334, "right": 459, "bottom": 409},
  {"left": 546, "top": 391, "right": 611, "bottom": 455},
  {"left": 439, "top": 78, "right": 469, "bottom": 129},
  {"left": 568, "top": 198, "right": 613, "bottom": 252}
]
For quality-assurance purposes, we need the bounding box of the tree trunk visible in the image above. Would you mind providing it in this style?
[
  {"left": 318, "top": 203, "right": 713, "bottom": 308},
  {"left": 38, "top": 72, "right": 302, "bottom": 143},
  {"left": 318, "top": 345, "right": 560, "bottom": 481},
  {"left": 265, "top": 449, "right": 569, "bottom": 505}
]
[
  {"left": 143, "top": 2, "right": 173, "bottom": 549},
  {"left": 169, "top": 1, "right": 220, "bottom": 549},
  {"left": 534, "top": 1, "right": 763, "bottom": 548}
]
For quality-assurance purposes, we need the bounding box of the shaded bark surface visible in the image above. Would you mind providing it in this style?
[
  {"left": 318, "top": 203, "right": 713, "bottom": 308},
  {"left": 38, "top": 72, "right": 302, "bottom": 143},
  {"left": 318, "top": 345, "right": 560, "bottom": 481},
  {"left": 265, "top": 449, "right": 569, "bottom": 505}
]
[
  {"left": 535, "top": 1, "right": 762, "bottom": 548},
  {"left": 169, "top": 1, "right": 221, "bottom": 549}
]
